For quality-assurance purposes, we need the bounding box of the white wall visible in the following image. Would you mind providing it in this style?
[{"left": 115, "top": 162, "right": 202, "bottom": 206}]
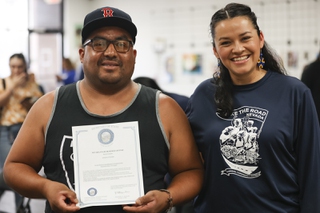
[
  {"left": 0, "top": 0, "right": 28, "bottom": 78},
  {"left": 64, "top": 0, "right": 320, "bottom": 97}
]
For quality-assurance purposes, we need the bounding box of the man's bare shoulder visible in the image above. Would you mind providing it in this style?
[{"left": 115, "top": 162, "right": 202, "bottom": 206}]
[
  {"left": 35, "top": 90, "right": 56, "bottom": 106},
  {"left": 158, "top": 92, "right": 189, "bottom": 132},
  {"left": 158, "top": 92, "right": 183, "bottom": 112},
  {"left": 27, "top": 90, "right": 56, "bottom": 123}
]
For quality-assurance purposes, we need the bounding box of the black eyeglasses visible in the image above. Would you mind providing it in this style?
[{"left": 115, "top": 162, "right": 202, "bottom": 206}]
[{"left": 83, "top": 37, "right": 134, "bottom": 53}]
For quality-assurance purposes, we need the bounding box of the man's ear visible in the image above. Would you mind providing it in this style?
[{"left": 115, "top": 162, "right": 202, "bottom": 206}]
[{"left": 79, "top": 48, "right": 84, "bottom": 63}]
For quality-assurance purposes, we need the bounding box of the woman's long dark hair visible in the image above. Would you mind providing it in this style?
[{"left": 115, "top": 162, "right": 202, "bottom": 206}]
[{"left": 210, "top": 3, "right": 286, "bottom": 118}]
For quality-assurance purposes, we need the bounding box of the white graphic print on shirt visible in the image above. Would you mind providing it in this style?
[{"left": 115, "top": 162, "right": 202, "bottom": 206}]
[
  {"left": 59, "top": 135, "right": 75, "bottom": 190},
  {"left": 218, "top": 106, "right": 268, "bottom": 179}
]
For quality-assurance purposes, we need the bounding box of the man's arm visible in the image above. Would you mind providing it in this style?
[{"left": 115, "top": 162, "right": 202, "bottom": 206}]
[
  {"left": 123, "top": 94, "right": 204, "bottom": 213},
  {"left": 159, "top": 94, "right": 204, "bottom": 204}
]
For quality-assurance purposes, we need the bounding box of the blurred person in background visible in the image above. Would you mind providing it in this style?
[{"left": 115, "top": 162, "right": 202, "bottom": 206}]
[
  {"left": 301, "top": 51, "right": 320, "bottom": 124},
  {"left": 56, "top": 57, "right": 77, "bottom": 85},
  {"left": 133, "top": 76, "right": 189, "bottom": 111},
  {"left": 0, "top": 53, "right": 43, "bottom": 211}
]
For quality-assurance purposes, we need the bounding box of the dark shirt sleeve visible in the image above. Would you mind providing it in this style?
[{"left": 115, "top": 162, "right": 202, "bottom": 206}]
[
  {"left": 301, "top": 65, "right": 313, "bottom": 88},
  {"left": 295, "top": 88, "right": 320, "bottom": 212}
]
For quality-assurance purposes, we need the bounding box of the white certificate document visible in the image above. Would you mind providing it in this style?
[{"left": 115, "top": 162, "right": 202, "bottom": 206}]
[{"left": 72, "top": 121, "right": 144, "bottom": 208}]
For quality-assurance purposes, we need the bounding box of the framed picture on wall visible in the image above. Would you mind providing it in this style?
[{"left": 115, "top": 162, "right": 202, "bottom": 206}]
[
  {"left": 182, "top": 53, "right": 202, "bottom": 74},
  {"left": 287, "top": 51, "right": 298, "bottom": 68}
]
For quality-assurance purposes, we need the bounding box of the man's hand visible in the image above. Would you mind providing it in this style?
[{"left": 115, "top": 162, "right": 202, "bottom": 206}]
[
  {"left": 123, "top": 190, "right": 170, "bottom": 213},
  {"left": 44, "top": 181, "right": 80, "bottom": 213}
]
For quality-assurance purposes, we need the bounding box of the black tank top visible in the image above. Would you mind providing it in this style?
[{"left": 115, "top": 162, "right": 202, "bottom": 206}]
[{"left": 43, "top": 82, "right": 169, "bottom": 212}]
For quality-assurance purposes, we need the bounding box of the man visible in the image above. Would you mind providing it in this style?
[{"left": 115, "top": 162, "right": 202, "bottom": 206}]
[
  {"left": 301, "top": 51, "right": 320, "bottom": 124},
  {"left": 3, "top": 6, "right": 203, "bottom": 213}
]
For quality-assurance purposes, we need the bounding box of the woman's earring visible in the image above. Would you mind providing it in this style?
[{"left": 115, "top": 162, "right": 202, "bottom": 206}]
[{"left": 257, "top": 51, "right": 265, "bottom": 69}]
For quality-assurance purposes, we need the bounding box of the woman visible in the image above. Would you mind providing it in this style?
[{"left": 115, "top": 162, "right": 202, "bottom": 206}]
[
  {"left": 0, "top": 53, "right": 43, "bottom": 210},
  {"left": 186, "top": 3, "right": 320, "bottom": 212},
  {"left": 56, "top": 57, "right": 76, "bottom": 85}
]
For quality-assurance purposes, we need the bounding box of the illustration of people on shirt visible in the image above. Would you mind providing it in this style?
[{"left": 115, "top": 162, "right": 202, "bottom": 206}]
[{"left": 219, "top": 106, "right": 268, "bottom": 178}]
